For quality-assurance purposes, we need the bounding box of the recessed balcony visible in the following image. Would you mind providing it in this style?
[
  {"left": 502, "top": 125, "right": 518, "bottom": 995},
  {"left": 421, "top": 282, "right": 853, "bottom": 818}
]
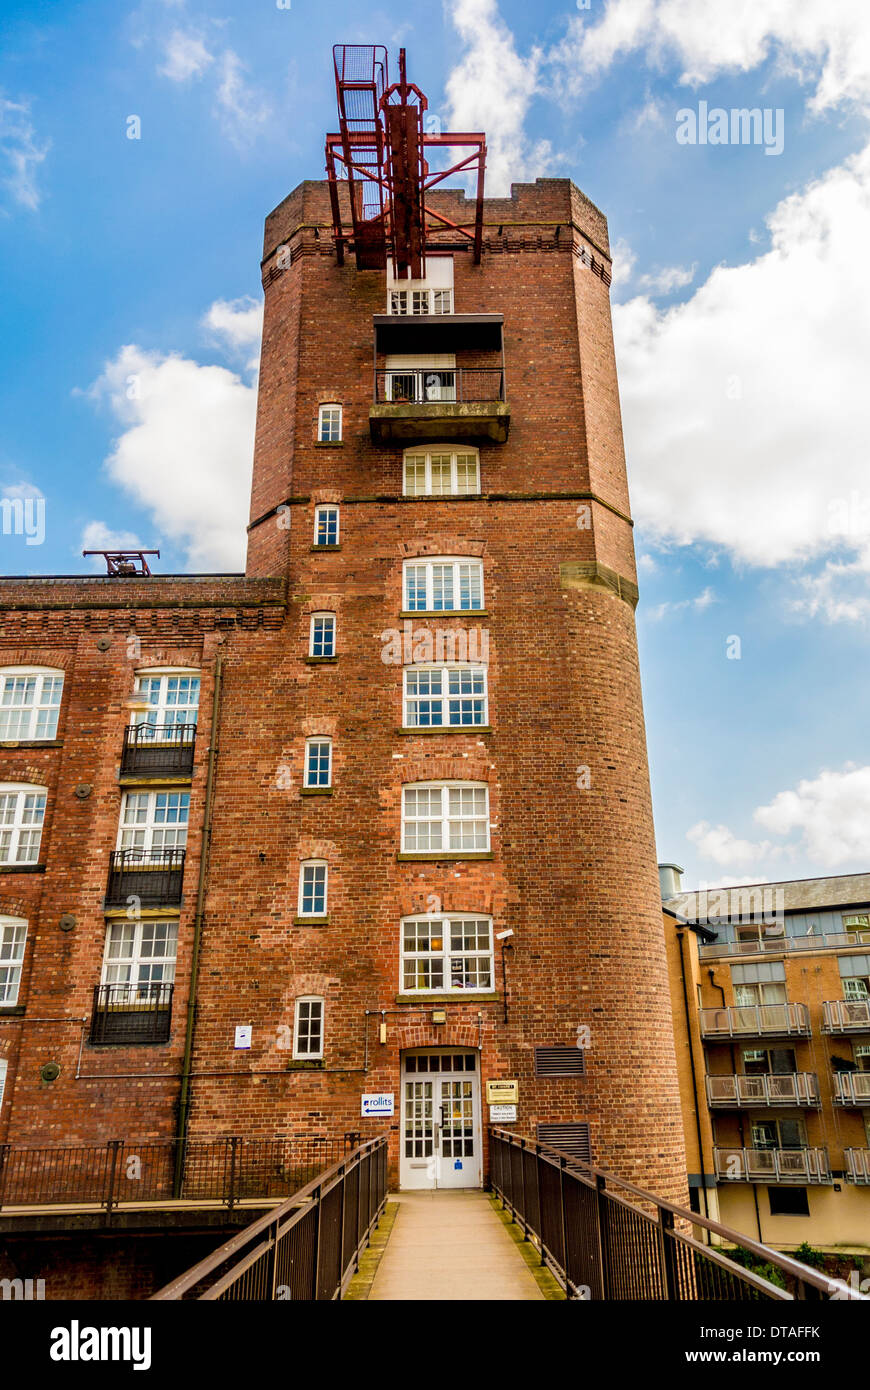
[
  {"left": 714, "top": 1146, "right": 832, "bottom": 1184},
  {"left": 89, "top": 982, "right": 173, "bottom": 1045},
  {"left": 845, "top": 1148, "right": 870, "bottom": 1183},
  {"left": 699, "top": 1003, "right": 811, "bottom": 1041},
  {"left": 822, "top": 999, "right": 870, "bottom": 1034},
  {"left": 370, "top": 367, "right": 509, "bottom": 444},
  {"left": 105, "top": 848, "right": 186, "bottom": 908},
  {"left": 832, "top": 1071, "right": 870, "bottom": 1106},
  {"left": 120, "top": 723, "right": 196, "bottom": 780},
  {"left": 706, "top": 1073, "right": 820, "bottom": 1109}
]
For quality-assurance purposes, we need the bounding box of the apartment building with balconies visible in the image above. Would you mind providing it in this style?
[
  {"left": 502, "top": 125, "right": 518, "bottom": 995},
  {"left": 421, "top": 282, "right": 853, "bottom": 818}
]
[{"left": 663, "top": 864, "right": 870, "bottom": 1252}]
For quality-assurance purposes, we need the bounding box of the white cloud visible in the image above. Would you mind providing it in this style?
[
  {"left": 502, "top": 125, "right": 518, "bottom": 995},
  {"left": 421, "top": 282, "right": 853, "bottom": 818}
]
[
  {"left": 753, "top": 763, "right": 870, "bottom": 867},
  {"left": 159, "top": 29, "right": 214, "bottom": 82},
  {"left": 444, "top": 0, "right": 554, "bottom": 195},
  {"left": 609, "top": 237, "right": 637, "bottom": 288},
  {"left": 86, "top": 341, "right": 256, "bottom": 571},
  {"left": 553, "top": 0, "right": 870, "bottom": 113},
  {"left": 648, "top": 585, "right": 718, "bottom": 620},
  {"left": 202, "top": 296, "right": 263, "bottom": 370},
  {"left": 0, "top": 94, "right": 50, "bottom": 211},
  {"left": 215, "top": 50, "right": 270, "bottom": 144},
  {"left": 80, "top": 521, "right": 148, "bottom": 567},
  {"left": 613, "top": 139, "right": 870, "bottom": 615},
  {"left": 687, "top": 820, "right": 778, "bottom": 868},
  {"left": 637, "top": 263, "right": 696, "bottom": 295}
]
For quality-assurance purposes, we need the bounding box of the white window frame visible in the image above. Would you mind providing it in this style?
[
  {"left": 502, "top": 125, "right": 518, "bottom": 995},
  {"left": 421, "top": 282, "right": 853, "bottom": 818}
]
[
  {"left": 0, "top": 916, "right": 27, "bottom": 1005},
  {"left": 403, "top": 665, "right": 488, "bottom": 729},
  {"left": 401, "top": 782, "right": 490, "bottom": 853},
  {"left": 400, "top": 914, "right": 495, "bottom": 994},
  {"left": 309, "top": 612, "right": 336, "bottom": 658},
  {"left": 388, "top": 287, "right": 453, "bottom": 316},
  {"left": 293, "top": 996, "right": 325, "bottom": 1059},
  {"left": 0, "top": 667, "right": 64, "bottom": 742},
  {"left": 0, "top": 1057, "right": 6, "bottom": 1112},
  {"left": 0, "top": 784, "right": 47, "bottom": 865},
  {"left": 317, "top": 404, "right": 342, "bottom": 443},
  {"left": 298, "top": 860, "right": 328, "bottom": 917},
  {"left": 101, "top": 919, "right": 178, "bottom": 995},
  {"left": 305, "top": 738, "right": 333, "bottom": 788},
  {"left": 402, "top": 557, "right": 484, "bottom": 613},
  {"left": 844, "top": 976, "right": 870, "bottom": 1001},
  {"left": 116, "top": 790, "right": 189, "bottom": 855},
  {"left": 313, "top": 505, "right": 340, "bottom": 547},
  {"left": 403, "top": 448, "right": 480, "bottom": 497},
  {"left": 132, "top": 669, "right": 200, "bottom": 732}
]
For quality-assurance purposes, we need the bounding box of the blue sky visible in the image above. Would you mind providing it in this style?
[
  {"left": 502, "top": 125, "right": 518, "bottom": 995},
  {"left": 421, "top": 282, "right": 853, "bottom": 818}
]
[{"left": 2, "top": 0, "right": 870, "bottom": 891}]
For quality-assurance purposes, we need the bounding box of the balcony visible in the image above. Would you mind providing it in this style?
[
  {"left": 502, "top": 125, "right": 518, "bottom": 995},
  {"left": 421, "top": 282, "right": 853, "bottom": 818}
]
[
  {"left": 89, "top": 982, "right": 173, "bottom": 1045},
  {"left": 844, "top": 1149, "right": 870, "bottom": 1184},
  {"left": 370, "top": 367, "right": 509, "bottom": 444},
  {"left": 699, "top": 1003, "right": 811, "bottom": 1041},
  {"left": 714, "top": 1147, "right": 832, "bottom": 1184},
  {"left": 105, "top": 848, "right": 186, "bottom": 907},
  {"left": 822, "top": 999, "right": 870, "bottom": 1034},
  {"left": 120, "top": 723, "right": 196, "bottom": 779},
  {"left": 706, "top": 1073, "right": 820, "bottom": 1109},
  {"left": 700, "top": 930, "right": 870, "bottom": 960},
  {"left": 832, "top": 1072, "right": 870, "bottom": 1106}
]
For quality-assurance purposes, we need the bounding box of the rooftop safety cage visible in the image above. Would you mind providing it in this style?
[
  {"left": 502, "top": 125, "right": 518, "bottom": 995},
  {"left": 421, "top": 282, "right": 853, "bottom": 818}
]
[{"left": 82, "top": 550, "right": 160, "bottom": 576}]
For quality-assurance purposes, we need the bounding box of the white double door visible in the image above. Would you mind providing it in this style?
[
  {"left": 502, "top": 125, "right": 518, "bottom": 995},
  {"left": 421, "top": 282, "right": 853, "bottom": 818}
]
[{"left": 400, "top": 1049, "right": 482, "bottom": 1190}]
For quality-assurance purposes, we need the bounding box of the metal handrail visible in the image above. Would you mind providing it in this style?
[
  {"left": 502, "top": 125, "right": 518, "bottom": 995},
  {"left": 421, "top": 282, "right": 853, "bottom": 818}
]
[
  {"left": 374, "top": 367, "right": 505, "bottom": 404},
  {"left": 700, "top": 931, "right": 870, "bottom": 959},
  {"left": 706, "top": 1072, "right": 820, "bottom": 1106},
  {"left": 698, "top": 1003, "right": 811, "bottom": 1036},
  {"left": 489, "top": 1128, "right": 865, "bottom": 1300}
]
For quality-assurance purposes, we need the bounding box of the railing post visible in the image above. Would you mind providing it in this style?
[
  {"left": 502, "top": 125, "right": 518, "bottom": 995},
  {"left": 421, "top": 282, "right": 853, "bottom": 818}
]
[
  {"left": 520, "top": 1136, "right": 529, "bottom": 1239},
  {"left": 105, "top": 1139, "right": 122, "bottom": 1219},
  {"left": 227, "top": 1136, "right": 239, "bottom": 1212},
  {"left": 312, "top": 1182, "right": 323, "bottom": 1301},
  {"left": 594, "top": 1172, "right": 610, "bottom": 1299},
  {"left": 268, "top": 1217, "right": 280, "bottom": 1301},
  {"left": 558, "top": 1154, "right": 569, "bottom": 1288},
  {"left": 657, "top": 1205, "right": 678, "bottom": 1300},
  {"left": 0, "top": 1142, "right": 9, "bottom": 1211}
]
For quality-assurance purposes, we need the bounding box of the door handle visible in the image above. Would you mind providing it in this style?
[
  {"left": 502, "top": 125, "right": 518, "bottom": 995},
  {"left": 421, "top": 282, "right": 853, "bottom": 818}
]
[{"left": 440, "top": 1104, "right": 448, "bottom": 1128}]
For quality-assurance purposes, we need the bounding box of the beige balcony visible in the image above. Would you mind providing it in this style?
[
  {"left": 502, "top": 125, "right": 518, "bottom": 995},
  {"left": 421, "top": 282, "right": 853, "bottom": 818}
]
[
  {"left": 706, "top": 1073, "right": 820, "bottom": 1109},
  {"left": 832, "top": 1072, "right": 870, "bottom": 1106},
  {"left": 844, "top": 1149, "right": 870, "bottom": 1183},
  {"left": 822, "top": 999, "right": 870, "bottom": 1034},
  {"left": 714, "top": 1147, "right": 832, "bottom": 1184},
  {"left": 699, "top": 1003, "right": 811, "bottom": 1041}
]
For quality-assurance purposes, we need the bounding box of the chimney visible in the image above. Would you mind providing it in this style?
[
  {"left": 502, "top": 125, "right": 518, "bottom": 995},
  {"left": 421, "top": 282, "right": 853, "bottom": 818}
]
[{"left": 658, "top": 863, "right": 684, "bottom": 900}]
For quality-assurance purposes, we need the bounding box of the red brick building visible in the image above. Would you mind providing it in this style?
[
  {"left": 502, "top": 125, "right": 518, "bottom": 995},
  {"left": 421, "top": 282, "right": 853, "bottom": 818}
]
[{"left": 0, "top": 163, "right": 687, "bottom": 1204}]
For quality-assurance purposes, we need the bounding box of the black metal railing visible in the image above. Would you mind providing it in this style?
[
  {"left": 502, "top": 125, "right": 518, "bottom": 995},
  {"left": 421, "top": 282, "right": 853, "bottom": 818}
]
[
  {"left": 150, "top": 1135, "right": 388, "bottom": 1300},
  {"left": 89, "top": 982, "right": 174, "bottom": 1045},
  {"left": 374, "top": 367, "right": 505, "bottom": 404},
  {"left": 0, "top": 1134, "right": 361, "bottom": 1214},
  {"left": 489, "top": 1129, "right": 866, "bottom": 1301},
  {"left": 121, "top": 723, "right": 196, "bottom": 777},
  {"left": 105, "top": 848, "right": 186, "bottom": 907}
]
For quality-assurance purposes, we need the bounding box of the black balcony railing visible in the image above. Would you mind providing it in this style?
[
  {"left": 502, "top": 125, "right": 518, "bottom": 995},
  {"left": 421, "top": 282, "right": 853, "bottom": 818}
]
[
  {"left": 121, "top": 723, "right": 196, "bottom": 777},
  {"left": 489, "top": 1129, "right": 864, "bottom": 1301},
  {"left": 374, "top": 366, "right": 505, "bottom": 404},
  {"left": 105, "top": 848, "right": 186, "bottom": 907},
  {"left": 89, "top": 981, "right": 174, "bottom": 1045}
]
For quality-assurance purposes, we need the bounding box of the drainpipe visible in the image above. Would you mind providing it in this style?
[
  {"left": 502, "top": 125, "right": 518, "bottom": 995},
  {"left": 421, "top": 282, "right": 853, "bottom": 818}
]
[
  {"left": 709, "top": 967, "right": 763, "bottom": 1243},
  {"left": 677, "top": 928, "right": 710, "bottom": 1219},
  {"left": 174, "top": 651, "right": 223, "bottom": 1195}
]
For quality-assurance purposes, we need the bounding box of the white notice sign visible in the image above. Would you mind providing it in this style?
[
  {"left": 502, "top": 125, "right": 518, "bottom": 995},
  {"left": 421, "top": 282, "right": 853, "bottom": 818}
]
[
  {"left": 489, "top": 1103, "right": 517, "bottom": 1122},
  {"left": 361, "top": 1092, "right": 395, "bottom": 1117}
]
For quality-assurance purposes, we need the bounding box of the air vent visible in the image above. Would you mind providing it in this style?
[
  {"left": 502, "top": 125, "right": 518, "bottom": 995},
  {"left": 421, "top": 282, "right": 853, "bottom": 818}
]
[
  {"left": 536, "top": 1122, "right": 591, "bottom": 1164},
  {"left": 534, "top": 1045, "right": 586, "bottom": 1077}
]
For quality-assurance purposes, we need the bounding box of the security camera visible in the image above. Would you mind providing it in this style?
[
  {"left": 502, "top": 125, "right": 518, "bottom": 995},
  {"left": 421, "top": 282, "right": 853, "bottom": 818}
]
[{"left": 495, "top": 929, "right": 514, "bottom": 941}]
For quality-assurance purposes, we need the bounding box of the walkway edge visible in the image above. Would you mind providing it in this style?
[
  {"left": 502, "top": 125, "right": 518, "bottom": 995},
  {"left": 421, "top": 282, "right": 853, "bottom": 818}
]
[
  {"left": 343, "top": 1200, "right": 400, "bottom": 1300},
  {"left": 488, "top": 1196, "right": 567, "bottom": 1300}
]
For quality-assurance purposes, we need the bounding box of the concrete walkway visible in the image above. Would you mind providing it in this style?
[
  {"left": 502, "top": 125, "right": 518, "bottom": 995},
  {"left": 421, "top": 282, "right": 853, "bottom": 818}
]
[{"left": 368, "top": 1190, "right": 545, "bottom": 1301}]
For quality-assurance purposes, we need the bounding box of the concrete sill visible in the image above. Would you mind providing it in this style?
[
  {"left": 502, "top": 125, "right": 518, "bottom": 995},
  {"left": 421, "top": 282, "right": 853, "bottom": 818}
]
[
  {"left": 284, "top": 1059, "right": 325, "bottom": 1070},
  {"left": 300, "top": 787, "right": 333, "bottom": 796},
  {"left": 396, "top": 852, "right": 493, "bottom": 862},
  {"left": 118, "top": 775, "right": 193, "bottom": 786},
  {"left": 395, "top": 994, "right": 499, "bottom": 1005},
  {"left": 314, "top": 441, "right": 344, "bottom": 447},
  {"left": 398, "top": 726, "right": 492, "bottom": 736},
  {"left": 0, "top": 739, "right": 64, "bottom": 750},
  {"left": 310, "top": 545, "right": 342, "bottom": 552},
  {"left": 294, "top": 915, "right": 330, "bottom": 926},
  {"left": 304, "top": 656, "right": 338, "bottom": 665},
  {"left": 0, "top": 863, "right": 46, "bottom": 874},
  {"left": 0, "top": 1005, "right": 25, "bottom": 1016},
  {"left": 399, "top": 610, "right": 489, "bottom": 619}
]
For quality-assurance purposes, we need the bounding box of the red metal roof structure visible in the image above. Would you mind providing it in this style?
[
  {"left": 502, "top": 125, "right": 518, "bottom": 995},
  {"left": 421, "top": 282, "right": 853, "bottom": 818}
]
[
  {"left": 82, "top": 550, "right": 160, "bottom": 576},
  {"left": 326, "top": 45, "right": 487, "bottom": 276}
]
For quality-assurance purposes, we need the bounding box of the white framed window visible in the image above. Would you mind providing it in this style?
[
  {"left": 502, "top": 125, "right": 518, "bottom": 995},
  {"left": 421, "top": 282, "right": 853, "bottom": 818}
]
[
  {"left": 309, "top": 613, "right": 336, "bottom": 658},
  {"left": 293, "top": 996, "right": 324, "bottom": 1058},
  {"left": 314, "top": 505, "right": 340, "bottom": 546},
  {"left": 117, "top": 790, "right": 189, "bottom": 854},
  {"left": 404, "top": 666, "right": 488, "bottom": 728},
  {"left": 298, "top": 861, "right": 328, "bottom": 916},
  {"left": 734, "top": 981, "right": 787, "bottom": 1006},
  {"left": 387, "top": 258, "right": 453, "bottom": 316},
  {"left": 0, "top": 917, "right": 27, "bottom": 1005},
  {"left": 305, "top": 738, "right": 332, "bottom": 788},
  {"left": 385, "top": 358, "right": 456, "bottom": 404},
  {"left": 0, "top": 667, "right": 63, "bottom": 741},
  {"left": 401, "top": 782, "right": 490, "bottom": 853},
  {"left": 403, "top": 448, "right": 479, "bottom": 497},
  {"left": 102, "top": 920, "right": 178, "bottom": 992},
  {"left": 318, "top": 404, "right": 342, "bottom": 442},
  {"left": 403, "top": 558, "right": 484, "bottom": 613},
  {"left": 844, "top": 976, "right": 870, "bottom": 1001},
  {"left": 132, "top": 670, "right": 200, "bottom": 730},
  {"left": 0, "top": 784, "right": 47, "bottom": 864},
  {"left": 0, "top": 1058, "right": 6, "bottom": 1112},
  {"left": 401, "top": 915, "right": 494, "bottom": 993}
]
